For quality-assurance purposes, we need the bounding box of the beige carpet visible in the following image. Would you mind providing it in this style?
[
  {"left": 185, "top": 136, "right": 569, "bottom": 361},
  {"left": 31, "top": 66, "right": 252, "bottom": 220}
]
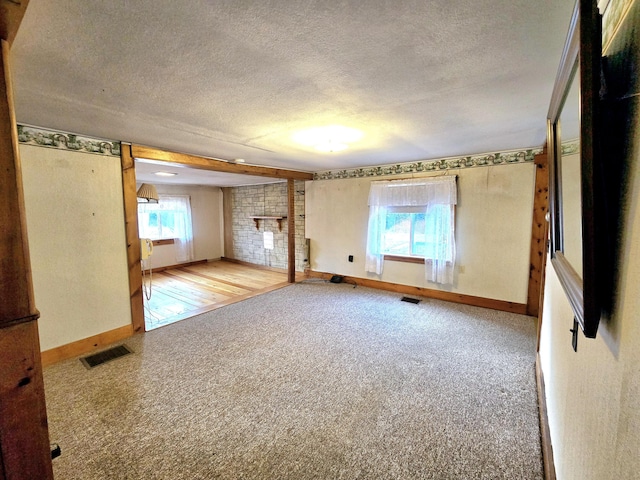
[{"left": 44, "top": 282, "right": 543, "bottom": 479}]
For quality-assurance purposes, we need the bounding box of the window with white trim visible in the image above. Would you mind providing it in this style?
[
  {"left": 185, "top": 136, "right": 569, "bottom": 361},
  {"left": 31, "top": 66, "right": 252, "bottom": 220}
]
[
  {"left": 381, "top": 204, "right": 454, "bottom": 260},
  {"left": 365, "top": 176, "right": 457, "bottom": 284},
  {"left": 138, "top": 194, "right": 194, "bottom": 262},
  {"left": 138, "top": 207, "right": 178, "bottom": 240},
  {"left": 381, "top": 207, "right": 426, "bottom": 257}
]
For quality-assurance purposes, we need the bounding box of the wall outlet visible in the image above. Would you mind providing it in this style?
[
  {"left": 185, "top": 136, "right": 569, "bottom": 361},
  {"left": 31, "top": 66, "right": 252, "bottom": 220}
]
[{"left": 348, "top": 255, "right": 354, "bottom": 262}]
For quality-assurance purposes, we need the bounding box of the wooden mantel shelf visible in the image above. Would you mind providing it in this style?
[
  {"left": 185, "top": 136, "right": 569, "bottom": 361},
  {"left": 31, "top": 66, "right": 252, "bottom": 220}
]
[{"left": 249, "top": 216, "right": 287, "bottom": 232}]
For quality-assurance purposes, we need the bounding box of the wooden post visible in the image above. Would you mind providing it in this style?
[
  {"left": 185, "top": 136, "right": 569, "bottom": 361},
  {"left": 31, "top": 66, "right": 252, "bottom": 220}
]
[
  {"left": 527, "top": 152, "right": 549, "bottom": 317},
  {"left": 0, "top": 0, "right": 31, "bottom": 46},
  {"left": 0, "top": 39, "right": 54, "bottom": 480},
  {"left": 120, "top": 144, "right": 145, "bottom": 334},
  {"left": 287, "top": 179, "right": 295, "bottom": 283},
  {"left": 536, "top": 218, "right": 550, "bottom": 352},
  {"left": 222, "top": 187, "right": 234, "bottom": 258}
]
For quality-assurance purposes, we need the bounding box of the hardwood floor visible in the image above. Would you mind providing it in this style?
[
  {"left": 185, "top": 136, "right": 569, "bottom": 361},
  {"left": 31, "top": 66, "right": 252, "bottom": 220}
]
[{"left": 143, "top": 260, "right": 299, "bottom": 330}]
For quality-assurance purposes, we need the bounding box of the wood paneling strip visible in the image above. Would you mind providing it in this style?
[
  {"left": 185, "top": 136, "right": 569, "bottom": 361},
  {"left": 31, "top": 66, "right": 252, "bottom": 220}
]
[
  {"left": 147, "top": 281, "right": 294, "bottom": 329},
  {"left": 149, "top": 259, "right": 207, "bottom": 274},
  {"left": 222, "top": 187, "right": 234, "bottom": 258},
  {"left": 152, "top": 238, "right": 174, "bottom": 246},
  {"left": 287, "top": 179, "right": 295, "bottom": 283},
  {"left": 120, "top": 143, "right": 145, "bottom": 334},
  {"left": 222, "top": 256, "right": 291, "bottom": 274},
  {"left": 0, "top": 322, "right": 53, "bottom": 479},
  {"left": 0, "top": 38, "right": 53, "bottom": 480},
  {"left": 0, "top": 42, "right": 34, "bottom": 323},
  {"left": 161, "top": 270, "right": 250, "bottom": 296},
  {"left": 179, "top": 266, "right": 262, "bottom": 290},
  {"left": 132, "top": 145, "right": 314, "bottom": 181},
  {"left": 0, "top": 0, "right": 30, "bottom": 45},
  {"left": 41, "top": 324, "right": 134, "bottom": 367},
  {"left": 527, "top": 152, "right": 549, "bottom": 317},
  {"left": 287, "top": 178, "right": 296, "bottom": 283},
  {"left": 537, "top": 218, "right": 550, "bottom": 353},
  {"left": 536, "top": 354, "right": 557, "bottom": 480},
  {"left": 143, "top": 260, "right": 297, "bottom": 329},
  {"left": 307, "top": 270, "right": 528, "bottom": 315}
]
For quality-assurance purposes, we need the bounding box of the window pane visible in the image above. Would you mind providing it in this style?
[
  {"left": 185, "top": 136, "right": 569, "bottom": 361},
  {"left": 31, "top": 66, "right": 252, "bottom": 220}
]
[
  {"left": 411, "top": 213, "right": 426, "bottom": 256},
  {"left": 382, "top": 210, "right": 433, "bottom": 258},
  {"left": 158, "top": 211, "right": 176, "bottom": 238},
  {"left": 383, "top": 212, "right": 411, "bottom": 255},
  {"left": 420, "top": 205, "right": 454, "bottom": 261},
  {"left": 138, "top": 205, "right": 178, "bottom": 240},
  {"left": 138, "top": 212, "right": 159, "bottom": 239},
  {"left": 160, "top": 211, "right": 174, "bottom": 230}
]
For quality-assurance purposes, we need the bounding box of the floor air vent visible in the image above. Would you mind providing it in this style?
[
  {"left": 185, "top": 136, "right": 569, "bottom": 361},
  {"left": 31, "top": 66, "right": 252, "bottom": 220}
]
[
  {"left": 401, "top": 296, "right": 421, "bottom": 304},
  {"left": 80, "top": 345, "right": 133, "bottom": 369}
]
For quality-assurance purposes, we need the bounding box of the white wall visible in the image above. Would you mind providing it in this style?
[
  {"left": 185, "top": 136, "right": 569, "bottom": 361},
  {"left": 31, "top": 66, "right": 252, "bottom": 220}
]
[
  {"left": 20, "top": 145, "right": 131, "bottom": 351},
  {"left": 539, "top": 0, "right": 640, "bottom": 478},
  {"left": 143, "top": 183, "right": 224, "bottom": 269},
  {"left": 306, "top": 162, "right": 535, "bottom": 303},
  {"left": 540, "top": 179, "right": 640, "bottom": 479}
]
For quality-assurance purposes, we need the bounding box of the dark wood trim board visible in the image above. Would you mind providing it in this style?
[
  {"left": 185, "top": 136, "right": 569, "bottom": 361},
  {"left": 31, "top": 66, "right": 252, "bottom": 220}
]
[
  {"left": 536, "top": 354, "right": 556, "bottom": 480},
  {"left": 307, "top": 270, "right": 528, "bottom": 315}
]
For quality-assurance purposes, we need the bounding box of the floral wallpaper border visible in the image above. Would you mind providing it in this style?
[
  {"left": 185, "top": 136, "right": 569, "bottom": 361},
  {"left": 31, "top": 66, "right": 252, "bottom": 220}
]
[
  {"left": 313, "top": 147, "right": 550, "bottom": 181},
  {"left": 16, "top": 124, "right": 579, "bottom": 180},
  {"left": 17, "top": 125, "right": 120, "bottom": 157},
  {"left": 314, "top": 142, "right": 579, "bottom": 181}
]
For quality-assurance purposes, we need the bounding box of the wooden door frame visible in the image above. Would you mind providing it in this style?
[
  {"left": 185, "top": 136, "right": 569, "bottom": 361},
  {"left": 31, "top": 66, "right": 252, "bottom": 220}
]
[{"left": 121, "top": 144, "right": 313, "bottom": 332}]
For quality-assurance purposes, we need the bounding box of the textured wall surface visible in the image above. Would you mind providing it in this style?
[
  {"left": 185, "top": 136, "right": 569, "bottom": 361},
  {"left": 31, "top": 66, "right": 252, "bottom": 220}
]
[
  {"left": 230, "top": 181, "right": 306, "bottom": 271},
  {"left": 539, "top": 0, "right": 640, "bottom": 478},
  {"left": 305, "top": 163, "right": 535, "bottom": 303},
  {"left": 144, "top": 184, "right": 224, "bottom": 269},
  {"left": 20, "top": 144, "right": 131, "bottom": 351}
]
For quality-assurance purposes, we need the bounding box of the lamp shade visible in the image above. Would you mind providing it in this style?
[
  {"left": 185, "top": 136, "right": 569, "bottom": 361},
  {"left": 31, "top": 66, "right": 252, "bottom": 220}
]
[{"left": 136, "top": 183, "right": 159, "bottom": 203}]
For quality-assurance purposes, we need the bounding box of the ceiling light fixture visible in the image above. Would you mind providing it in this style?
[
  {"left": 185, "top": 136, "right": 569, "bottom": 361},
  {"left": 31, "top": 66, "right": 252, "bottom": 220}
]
[
  {"left": 154, "top": 171, "right": 177, "bottom": 177},
  {"left": 292, "top": 125, "right": 363, "bottom": 153},
  {"left": 314, "top": 141, "right": 349, "bottom": 153}
]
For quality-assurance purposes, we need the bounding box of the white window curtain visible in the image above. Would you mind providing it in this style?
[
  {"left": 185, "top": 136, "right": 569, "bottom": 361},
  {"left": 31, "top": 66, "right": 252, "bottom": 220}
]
[
  {"left": 365, "top": 176, "right": 457, "bottom": 284},
  {"left": 364, "top": 205, "right": 388, "bottom": 275},
  {"left": 423, "top": 203, "right": 456, "bottom": 284},
  {"left": 139, "top": 195, "right": 194, "bottom": 263}
]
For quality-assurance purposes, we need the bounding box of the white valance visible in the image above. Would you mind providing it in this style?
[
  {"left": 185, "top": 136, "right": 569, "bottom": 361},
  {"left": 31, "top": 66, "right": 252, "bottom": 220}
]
[
  {"left": 368, "top": 176, "right": 457, "bottom": 207},
  {"left": 365, "top": 175, "right": 457, "bottom": 285}
]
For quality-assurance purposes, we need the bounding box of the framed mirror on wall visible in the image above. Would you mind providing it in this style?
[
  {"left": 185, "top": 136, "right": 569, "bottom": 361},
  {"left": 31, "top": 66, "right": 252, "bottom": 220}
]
[{"left": 547, "top": 0, "right": 604, "bottom": 340}]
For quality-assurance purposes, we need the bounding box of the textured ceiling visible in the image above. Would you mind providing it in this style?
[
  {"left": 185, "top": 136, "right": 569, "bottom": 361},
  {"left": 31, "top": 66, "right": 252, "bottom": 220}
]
[
  {"left": 135, "top": 159, "right": 285, "bottom": 187},
  {"left": 11, "top": 0, "right": 575, "bottom": 180}
]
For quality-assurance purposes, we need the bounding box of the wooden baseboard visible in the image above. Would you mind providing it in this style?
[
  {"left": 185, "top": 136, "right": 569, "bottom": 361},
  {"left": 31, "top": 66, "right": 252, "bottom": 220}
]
[
  {"left": 221, "top": 257, "right": 297, "bottom": 275},
  {"left": 536, "top": 354, "right": 556, "bottom": 480},
  {"left": 306, "top": 270, "right": 528, "bottom": 315},
  {"left": 148, "top": 259, "right": 209, "bottom": 274},
  {"left": 41, "top": 324, "right": 134, "bottom": 367}
]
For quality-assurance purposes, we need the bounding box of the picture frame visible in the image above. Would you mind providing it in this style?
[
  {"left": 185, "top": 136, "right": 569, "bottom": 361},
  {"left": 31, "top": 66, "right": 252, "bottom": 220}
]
[{"left": 546, "top": 0, "right": 603, "bottom": 339}]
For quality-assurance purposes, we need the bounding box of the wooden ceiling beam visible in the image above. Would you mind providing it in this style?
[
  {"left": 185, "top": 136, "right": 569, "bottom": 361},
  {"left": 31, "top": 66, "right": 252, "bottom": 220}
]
[
  {"left": 131, "top": 145, "right": 314, "bottom": 181},
  {"left": 0, "top": 0, "right": 30, "bottom": 45}
]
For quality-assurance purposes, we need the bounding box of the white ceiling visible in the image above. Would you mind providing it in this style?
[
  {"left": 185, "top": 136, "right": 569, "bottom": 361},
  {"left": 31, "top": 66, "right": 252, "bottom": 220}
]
[
  {"left": 11, "top": 0, "right": 575, "bottom": 185},
  {"left": 135, "top": 158, "right": 286, "bottom": 187}
]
